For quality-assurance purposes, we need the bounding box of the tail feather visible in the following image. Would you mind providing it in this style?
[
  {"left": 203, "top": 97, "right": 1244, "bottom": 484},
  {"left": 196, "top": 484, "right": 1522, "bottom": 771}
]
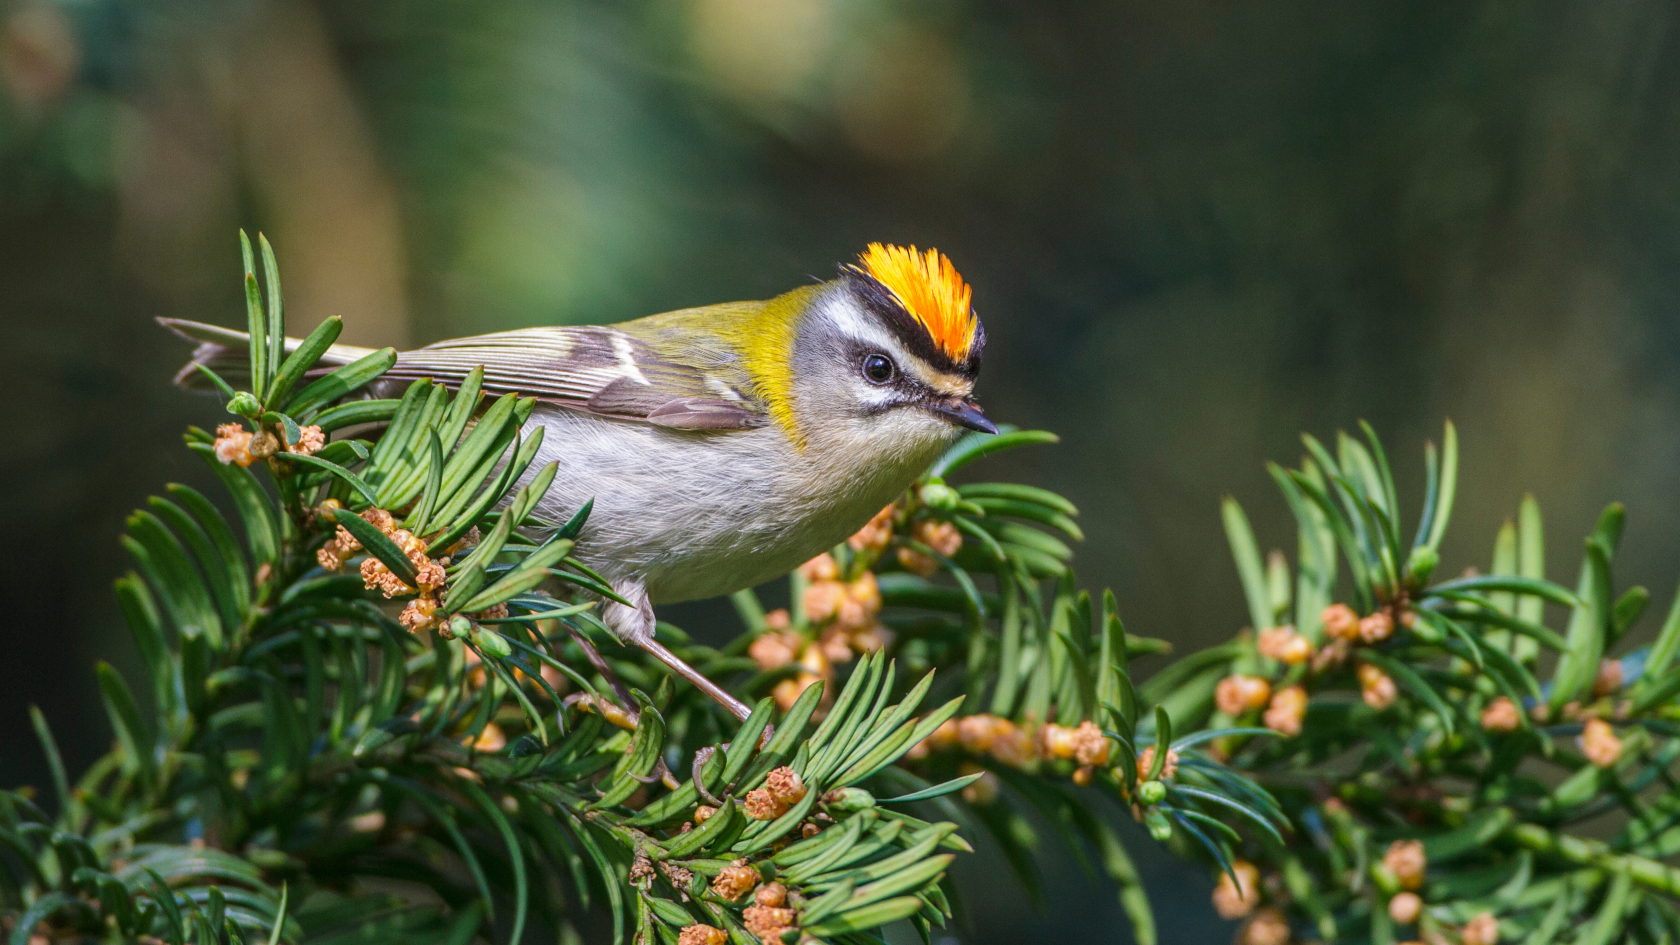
[{"left": 157, "top": 317, "right": 381, "bottom": 392}]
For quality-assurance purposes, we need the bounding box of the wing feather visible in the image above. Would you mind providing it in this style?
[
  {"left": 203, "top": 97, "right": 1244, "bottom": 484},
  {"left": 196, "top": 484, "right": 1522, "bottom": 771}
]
[{"left": 381, "top": 326, "right": 768, "bottom": 431}]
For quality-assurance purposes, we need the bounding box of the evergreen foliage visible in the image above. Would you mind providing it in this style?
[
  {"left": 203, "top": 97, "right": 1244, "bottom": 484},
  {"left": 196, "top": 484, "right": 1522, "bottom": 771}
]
[{"left": 9, "top": 235, "right": 1680, "bottom": 945}]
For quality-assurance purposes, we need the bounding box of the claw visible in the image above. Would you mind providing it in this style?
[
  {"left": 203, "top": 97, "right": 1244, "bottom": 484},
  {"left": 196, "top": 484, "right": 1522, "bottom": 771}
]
[
  {"left": 563, "top": 691, "right": 638, "bottom": 730},
  {"left": 692, "top": 747, "right": 724, "bottom": 806},
  {"left": 630, "top": 758, "right": 676, "bottom": 787}
]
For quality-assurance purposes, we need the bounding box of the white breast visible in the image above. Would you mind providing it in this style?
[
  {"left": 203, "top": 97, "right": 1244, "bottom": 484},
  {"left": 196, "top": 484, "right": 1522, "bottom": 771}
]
[{"left": 519, "top": 404, "right": 954, "bottom": 604}]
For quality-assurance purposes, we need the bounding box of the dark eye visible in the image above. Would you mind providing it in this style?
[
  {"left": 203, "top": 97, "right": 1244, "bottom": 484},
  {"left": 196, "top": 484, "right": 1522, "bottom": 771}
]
[{"left": 862, "top": 353, "right": 896, "bottom": 384}]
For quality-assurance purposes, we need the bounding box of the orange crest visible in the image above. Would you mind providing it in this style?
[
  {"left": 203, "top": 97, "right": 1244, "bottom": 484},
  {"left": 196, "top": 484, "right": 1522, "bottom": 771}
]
[{"left": 856, "top": 243, "right": 977, "bottom": 362}]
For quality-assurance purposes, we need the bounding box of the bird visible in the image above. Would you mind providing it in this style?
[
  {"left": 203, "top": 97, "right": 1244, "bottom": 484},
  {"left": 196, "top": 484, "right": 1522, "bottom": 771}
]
[{"left": 164, "top": 243, "right": 993, "bottom": 720}]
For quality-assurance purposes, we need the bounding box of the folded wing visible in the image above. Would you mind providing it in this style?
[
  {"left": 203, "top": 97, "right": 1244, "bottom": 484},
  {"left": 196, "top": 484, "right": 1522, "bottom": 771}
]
[
  {"left": 159, "top": 319, "right": 770, "bottom": 432},
  {"left": 384, "top": 326, "right": 769, "bottom": 431}
]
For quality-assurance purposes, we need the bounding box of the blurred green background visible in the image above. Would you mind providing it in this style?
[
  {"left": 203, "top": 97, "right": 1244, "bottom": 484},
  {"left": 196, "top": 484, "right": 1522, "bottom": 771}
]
[{"left": 6, "top": 0, "right": 1680, "bottom": 940}]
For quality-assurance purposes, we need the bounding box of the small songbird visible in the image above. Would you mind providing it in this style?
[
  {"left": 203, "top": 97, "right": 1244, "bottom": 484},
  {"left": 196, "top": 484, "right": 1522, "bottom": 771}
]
[{"left": 166, "top": 244, "right": 992, "bottom": 719}]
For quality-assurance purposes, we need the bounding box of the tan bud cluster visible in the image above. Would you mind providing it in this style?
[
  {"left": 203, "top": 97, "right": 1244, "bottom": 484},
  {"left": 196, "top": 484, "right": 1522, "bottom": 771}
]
[
  {"left": 803, "top": 580, "right": 846, "bottom": 623},
  {"left": 316, "top": 527, "right": 359, "bottom": 571},
  {"left": 693, "top": 805, "right": 716, "bottom": 825},
  {"left": 400, "top": 597, "right": 439, "bottom": 634},
  {"left": 361, "top": 556, "right": 412, "bottom": 598},
  {"left": 749, "top": 632, "right": 801, "bottom": 671},
  {"left": 799, "top": 553, "right": 841, "bottom": 583},
  {"left": 1312, "top": 638, "right": 1351, "bottom": 672},
  {"left": 1358, "top": 610, "right": 1394, "bottom": 644},
  {"left": 1216, "top": 675, "right": 1273, "bottom": 717},
  {"left": 1580, "top": 717, "right": 1622, "bottom": 768},
  {"left": 710, "top": 859, "right": 758, "bottom": 900},
  {"left": 909, "top": 714, "right": 1047, "bottom": 768},
  {"left": 813, "top": 627, "right": 851, "bottom": 663},
  {"left": 957, "top": 714, "right": 1007, "bottom": 753},
  {"left": 841, "top": 623, "right": 894, "bottom": 656},
  {"left": 1321, "top": 603, "right": 1360, "bottom": 641},
  {"left": 766, "top": 767, "right": 807, "bottom": 806},
  {"left": 989, "top": 722, "right": 1037, "bottom": 767},
  {"left": 897, "top": 518, "right": 963, "bottom": 577},
  {"left": 798, "top": 555, "right": 891, "bottom": 663},
  {"left": 1594, "top": 659, "right": 1624, "bottom": 698},
  {"left": 1480, "top": 697, "right": 1521, "bottom": 733},
  {"left": 1040, "top": 720, "right": 1110, "bottom": 767},
  {"left": 678, "top": 924, "right": 727, "bottom": 945},
  {"left": 743, "top": 903, "right": 797, "bottom": 943},
  {"left": 1461, "top": 912, "right": 1499, "bottom": 945},
  {"left": 1136, "top": 745, "right": 1180, "bottom": 780},
  {"left": 1388, "top": 891, "right": 1422, "bottom": 924},
  {"left": 835, "top": 572, "right": 880, "bottom": 629},
  {"left": 414, "top": 559, "right": 447, "bottom": 593},
  {"left": 771, "top": 640, "right": 832, "bottom": 712},
  {"left": 1038, "top": 721, "right": 1078, "bottom": 761},
  {"left": 983, "top": 716, "right": 1037, "bottom": 766},
  {"left": 314, "top": 529, "right": 354, "bottom": 571},
  {"left": 745, "top": 767, "right": 806, "bottom": 821},
  {"left": 848, "top": 504, "right": 896, "bottom": 555},
  {"left": 320, "top": 511, "right": 451, "bottom": 632},
  {"left": 1383, "top": 839, "right": 1426, "bottom": 890},
  {"left": 919, "top": 519, "right": 963, "bottom": 556},
  {"left": 1264, "top": 685, "right": 1308, "bottom": 737},
  {"left": 1257, "top": 626, "right": 1314, "bottom": 665},
  {"left": 1211, "top": 859, "right": 1262, "bottom": 920},
  {"left": 1358, "top": 664, "right": 1397, "bottom": 711},
  {"left": 743, "top": 789, "right": 785, "bottom": 821},
  {"left": 1240, "top": 908, "right": 1291, "bottom": 945},
  {"left": 755, "top": 882, "right": 788, "bottom": 907},
  {"left": 284, "top": 424, "right": 326, "bottom": 456},
  {"left": 214, "top": 424, "right": 259, "bottom": 466}
]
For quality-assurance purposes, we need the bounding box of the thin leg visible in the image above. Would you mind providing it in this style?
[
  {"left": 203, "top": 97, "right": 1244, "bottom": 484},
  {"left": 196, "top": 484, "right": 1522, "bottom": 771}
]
[
  {"left": 641, "top": 637, "right": 752, "bottom": 722},
  {"left": 603, "top": 578, "right": 752, "bottom": 721}
]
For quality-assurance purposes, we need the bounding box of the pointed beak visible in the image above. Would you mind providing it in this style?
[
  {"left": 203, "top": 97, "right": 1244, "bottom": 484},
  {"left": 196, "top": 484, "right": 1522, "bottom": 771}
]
[{"left": 929, "top": 398, "right": 997, "bottom": 434}]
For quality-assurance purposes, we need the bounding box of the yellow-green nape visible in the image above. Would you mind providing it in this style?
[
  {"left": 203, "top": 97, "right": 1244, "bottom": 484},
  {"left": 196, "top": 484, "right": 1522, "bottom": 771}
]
[
  {"left": 719, "top": 284, "right": 817, "bottom": 448},
  {"left": 856, "top": 243, "right": 977, "bottom": 362}
]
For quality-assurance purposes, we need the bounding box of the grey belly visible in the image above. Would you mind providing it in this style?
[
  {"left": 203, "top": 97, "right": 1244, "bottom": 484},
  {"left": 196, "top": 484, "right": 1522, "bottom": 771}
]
[{"left": 517, "top": 408, "right": 913, "bottom": 604}]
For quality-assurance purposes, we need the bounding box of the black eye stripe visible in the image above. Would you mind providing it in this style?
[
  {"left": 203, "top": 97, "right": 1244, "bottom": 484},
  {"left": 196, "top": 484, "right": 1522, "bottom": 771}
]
[{"left": 839, "top": 269, "right": 983, "bottom": 379}]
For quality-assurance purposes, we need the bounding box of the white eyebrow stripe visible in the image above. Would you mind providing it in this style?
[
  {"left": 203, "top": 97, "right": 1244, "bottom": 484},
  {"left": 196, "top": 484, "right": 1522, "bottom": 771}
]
[
  {"left": 823, "top": 292, "right": 901, "bottom": 352},
  {"left": 823, "top": 290, "right": 971, "bottom": 394}
]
